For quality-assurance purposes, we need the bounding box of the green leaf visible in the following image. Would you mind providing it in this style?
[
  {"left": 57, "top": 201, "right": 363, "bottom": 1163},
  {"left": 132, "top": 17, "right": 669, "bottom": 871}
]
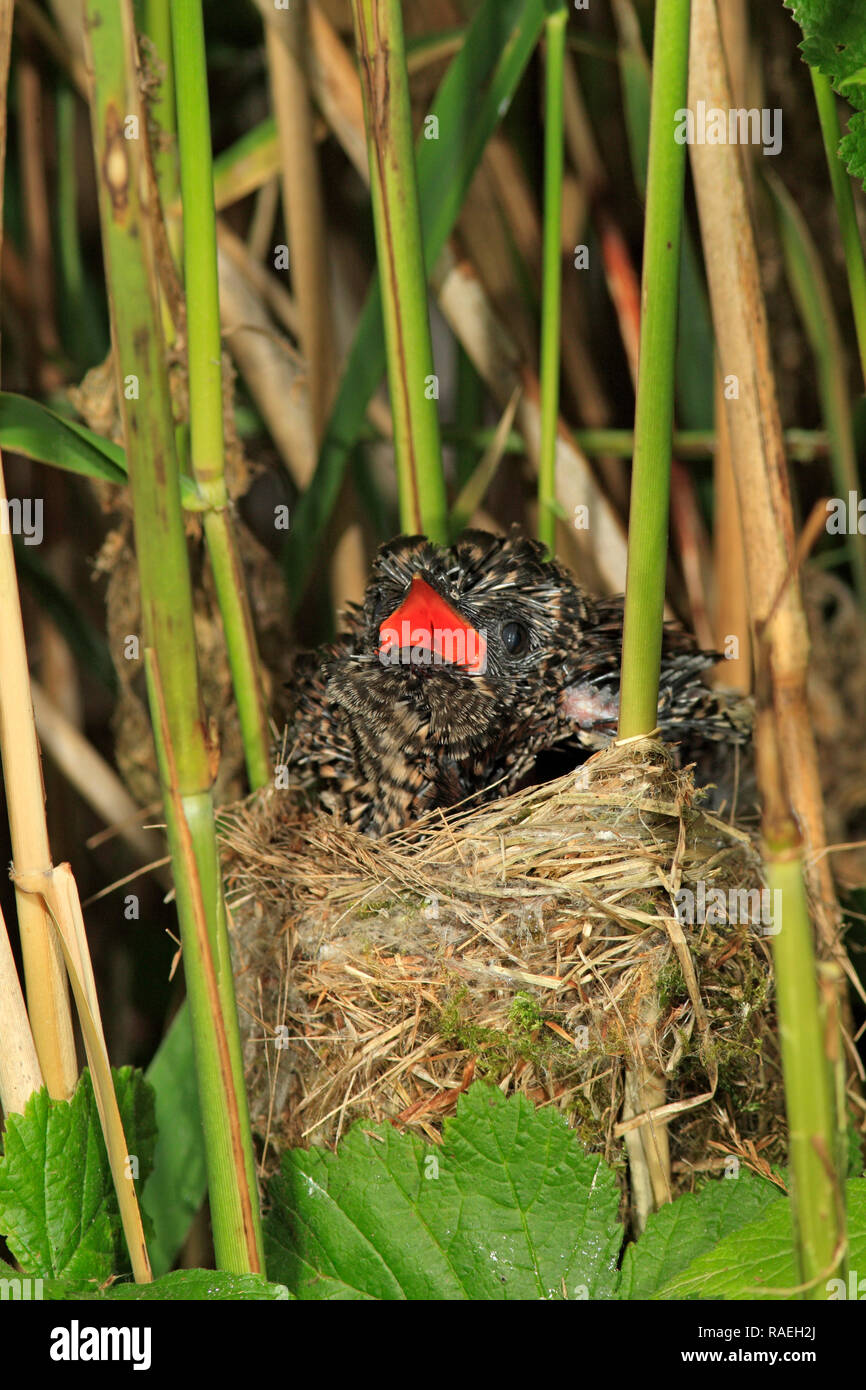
[
  {"left": 142, "top": 1003, "right": 207, "bottom": 1277},
  {"left": 0, "top": 391, "right": 203, "bottom": 506},
  {"left": 653, "top": 1178, "right": 866, "bottom": 1300},
  {"left": 618, "top": 1172, "right": 785, "bottom": 1299},
  {"left": 785, "top": 1, "right": 866, "bottom": 186},
  {"left": 212, "top": 115, "right": 277, "bottom": 210},
  {"left": 264, "top": 1083, "right": 623, "bottom": 1301},
  {"left": 72, "top": 1269, "right": 290, "bottom": 1300},
  {"left": 0, "top": 1069, "right": 156, "bottom": 1284},
  {"left": 0, "top": 392, "right": 128, "bottom": 486},
  {"left": 284, "top": 0, "right": 546, "bottom": 604},
  {"left": 0, "top": 1268, "right": 289, "bottom": 1300}
]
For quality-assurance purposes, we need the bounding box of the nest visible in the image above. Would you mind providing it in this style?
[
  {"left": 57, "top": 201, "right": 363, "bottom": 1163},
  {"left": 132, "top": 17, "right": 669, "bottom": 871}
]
[{"left": 221, "top": 740, "right": 784, "bottom": 1197}]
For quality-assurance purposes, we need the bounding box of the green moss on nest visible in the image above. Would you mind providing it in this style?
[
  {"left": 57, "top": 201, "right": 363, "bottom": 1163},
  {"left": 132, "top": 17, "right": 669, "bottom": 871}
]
[
  {"left": 509, "top": 991, "right": 545, "bottom": 1037},
  {"left": 437, "top": 986, "right": 585, "bottom": 1080},
  {"left": 352, "top": 897, "right": 399, "bottom": 919},
  {"left": 566, "top": 1091, "right": 608, "bottom": 1148},
  {"left": 657, "top": 959, "right": 687, "bottom": 1011}
]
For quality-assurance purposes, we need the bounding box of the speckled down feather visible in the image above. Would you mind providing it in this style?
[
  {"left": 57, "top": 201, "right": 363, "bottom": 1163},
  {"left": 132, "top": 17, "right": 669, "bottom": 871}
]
[{"left": 276, "top": 529, "right": 751, "bottom": 835}]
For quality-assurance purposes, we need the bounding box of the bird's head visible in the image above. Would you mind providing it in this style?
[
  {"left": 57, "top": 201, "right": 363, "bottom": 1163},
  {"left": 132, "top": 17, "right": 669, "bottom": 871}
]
[{"left": 326, "top": 529, "right": 591, "bottom": 756}]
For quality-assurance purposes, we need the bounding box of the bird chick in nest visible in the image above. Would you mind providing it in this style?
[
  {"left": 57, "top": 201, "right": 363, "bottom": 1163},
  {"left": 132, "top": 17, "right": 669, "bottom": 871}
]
[{"left": 276, "top": 529, "right": 751, "bottom": 835}]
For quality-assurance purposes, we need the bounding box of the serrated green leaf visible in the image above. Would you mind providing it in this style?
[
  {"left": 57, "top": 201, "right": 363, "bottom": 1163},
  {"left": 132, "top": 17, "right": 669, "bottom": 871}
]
[
  {"left": 841, "top": 112, "right": 866, "bottom": 184},
  {"left": 786, "top": 1, "right": 866, "bottom": 185},
  {"left": 265, "top": 1083, "right": 623, "bottom": 1301},
  {"left": 654, "top": 1179, "right": 866, "bottom": 1300},
  {"left": 73, "top": 1269, "right": 290, "bottom": 1300},
  {"left": 0, "top": 1069, "right": 156, "bottom": 1284},
  {"left": 619, "top": 1172, "right": 785, "bottom": 1300},
  {"left": 4, "top": 1268, "right": 290, "bottom": 1301},
  {"left": 786, "top": 1, "right": 866, "bottom": 95}
]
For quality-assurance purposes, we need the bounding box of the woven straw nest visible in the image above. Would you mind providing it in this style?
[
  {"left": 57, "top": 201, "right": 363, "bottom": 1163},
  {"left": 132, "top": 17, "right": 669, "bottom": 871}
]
[{"left": 221, "top": 739, "right": 784, "bottom": 1199}]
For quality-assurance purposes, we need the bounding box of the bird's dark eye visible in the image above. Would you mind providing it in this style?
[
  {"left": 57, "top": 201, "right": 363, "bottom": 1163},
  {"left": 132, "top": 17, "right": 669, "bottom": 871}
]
[{"left": 501, "top": 620, "right": 530, "bottom": 656}]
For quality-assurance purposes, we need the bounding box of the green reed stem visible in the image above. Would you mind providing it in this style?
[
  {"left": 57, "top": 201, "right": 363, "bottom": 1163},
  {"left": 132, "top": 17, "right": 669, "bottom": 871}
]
[
  {"left": 84, "top": 0, "right": 264, "bottom": 1274},
  {"left": 617, "top": 0, "right": 690, "bottom": 738},
  {"left": 764, "top": 837, "right": 846, "bottom": 1297},
  {"left": 171, "top": 0, "right": 270, "bottom": 791},
  {"left": 537, "top": 2, "right": 568, "bottom": 553}
]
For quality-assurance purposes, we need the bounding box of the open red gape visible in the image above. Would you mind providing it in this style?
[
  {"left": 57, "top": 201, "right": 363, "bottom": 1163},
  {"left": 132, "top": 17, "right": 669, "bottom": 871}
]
[{"left": 378, "top": 574, "right": 487, "bottom": 672}]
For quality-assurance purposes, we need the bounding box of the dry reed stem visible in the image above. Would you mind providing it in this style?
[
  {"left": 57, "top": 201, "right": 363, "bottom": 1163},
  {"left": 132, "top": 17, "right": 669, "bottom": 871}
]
[
  {"left": 217, "top": 245, "right": 317, "bottom": 487},
  {"left": 218, "top": 219, "right": 299, "bottom": 338},
  {"left": 0, "top": 0, "right": 44, "bottom": 1121},
  {"left": 688, "top": 0, "right": 838, "bottom": 948},
  {"left": 714, "top": 371, "right": 752, "bottom": 691},
  {"left": 712, "top": 0, "right": 752, "bottom": 693},
  {"left": 0, "top": 0, "right": 76, "bottom": 1101}
]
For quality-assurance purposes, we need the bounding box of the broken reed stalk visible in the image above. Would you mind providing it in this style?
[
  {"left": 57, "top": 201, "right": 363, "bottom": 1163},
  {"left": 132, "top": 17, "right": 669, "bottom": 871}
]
[
  {"left": 16, "top": 863, "right": 153, "bottom": 1282},
  {"left": 170, "top": 0, "right": 270, "bottom": 792},
  {"left": 689, "top": 0, "right": 844, "bottom": 1296},
  {"left": 350, "top": 0, "right": 448, "bottom": 543},
  {"left": 0, "top": 460, "right": 77, "bottom": 1102},
  {"left": 0, "top": 0, "right": 76, "bottom": 1102},
  {"left": 83, "top": 0, "right": 264, "bottom": 1274},
  {"left": 617, "top": 0, "right": 691, "bottom": 738},
  {"left": 537, "top": 1, "right": 568, "bottom": 553},
  {"left": 0, "top": 901, "right": 43, "bottom": 1116},
  {"left": 810, "top": 70, "right": 866, "bottom": 391}
]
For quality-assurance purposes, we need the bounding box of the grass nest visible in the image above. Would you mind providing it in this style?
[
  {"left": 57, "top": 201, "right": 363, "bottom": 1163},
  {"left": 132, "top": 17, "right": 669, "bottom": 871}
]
[{"left": 221, "top": 739, "right": 784, "bottom": 1198}]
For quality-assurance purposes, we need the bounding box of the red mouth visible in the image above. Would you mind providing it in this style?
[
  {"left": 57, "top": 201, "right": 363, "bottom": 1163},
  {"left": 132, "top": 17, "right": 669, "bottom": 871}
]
[{"left": 378, "top": 574, "right": 487, "bottom": 673}]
